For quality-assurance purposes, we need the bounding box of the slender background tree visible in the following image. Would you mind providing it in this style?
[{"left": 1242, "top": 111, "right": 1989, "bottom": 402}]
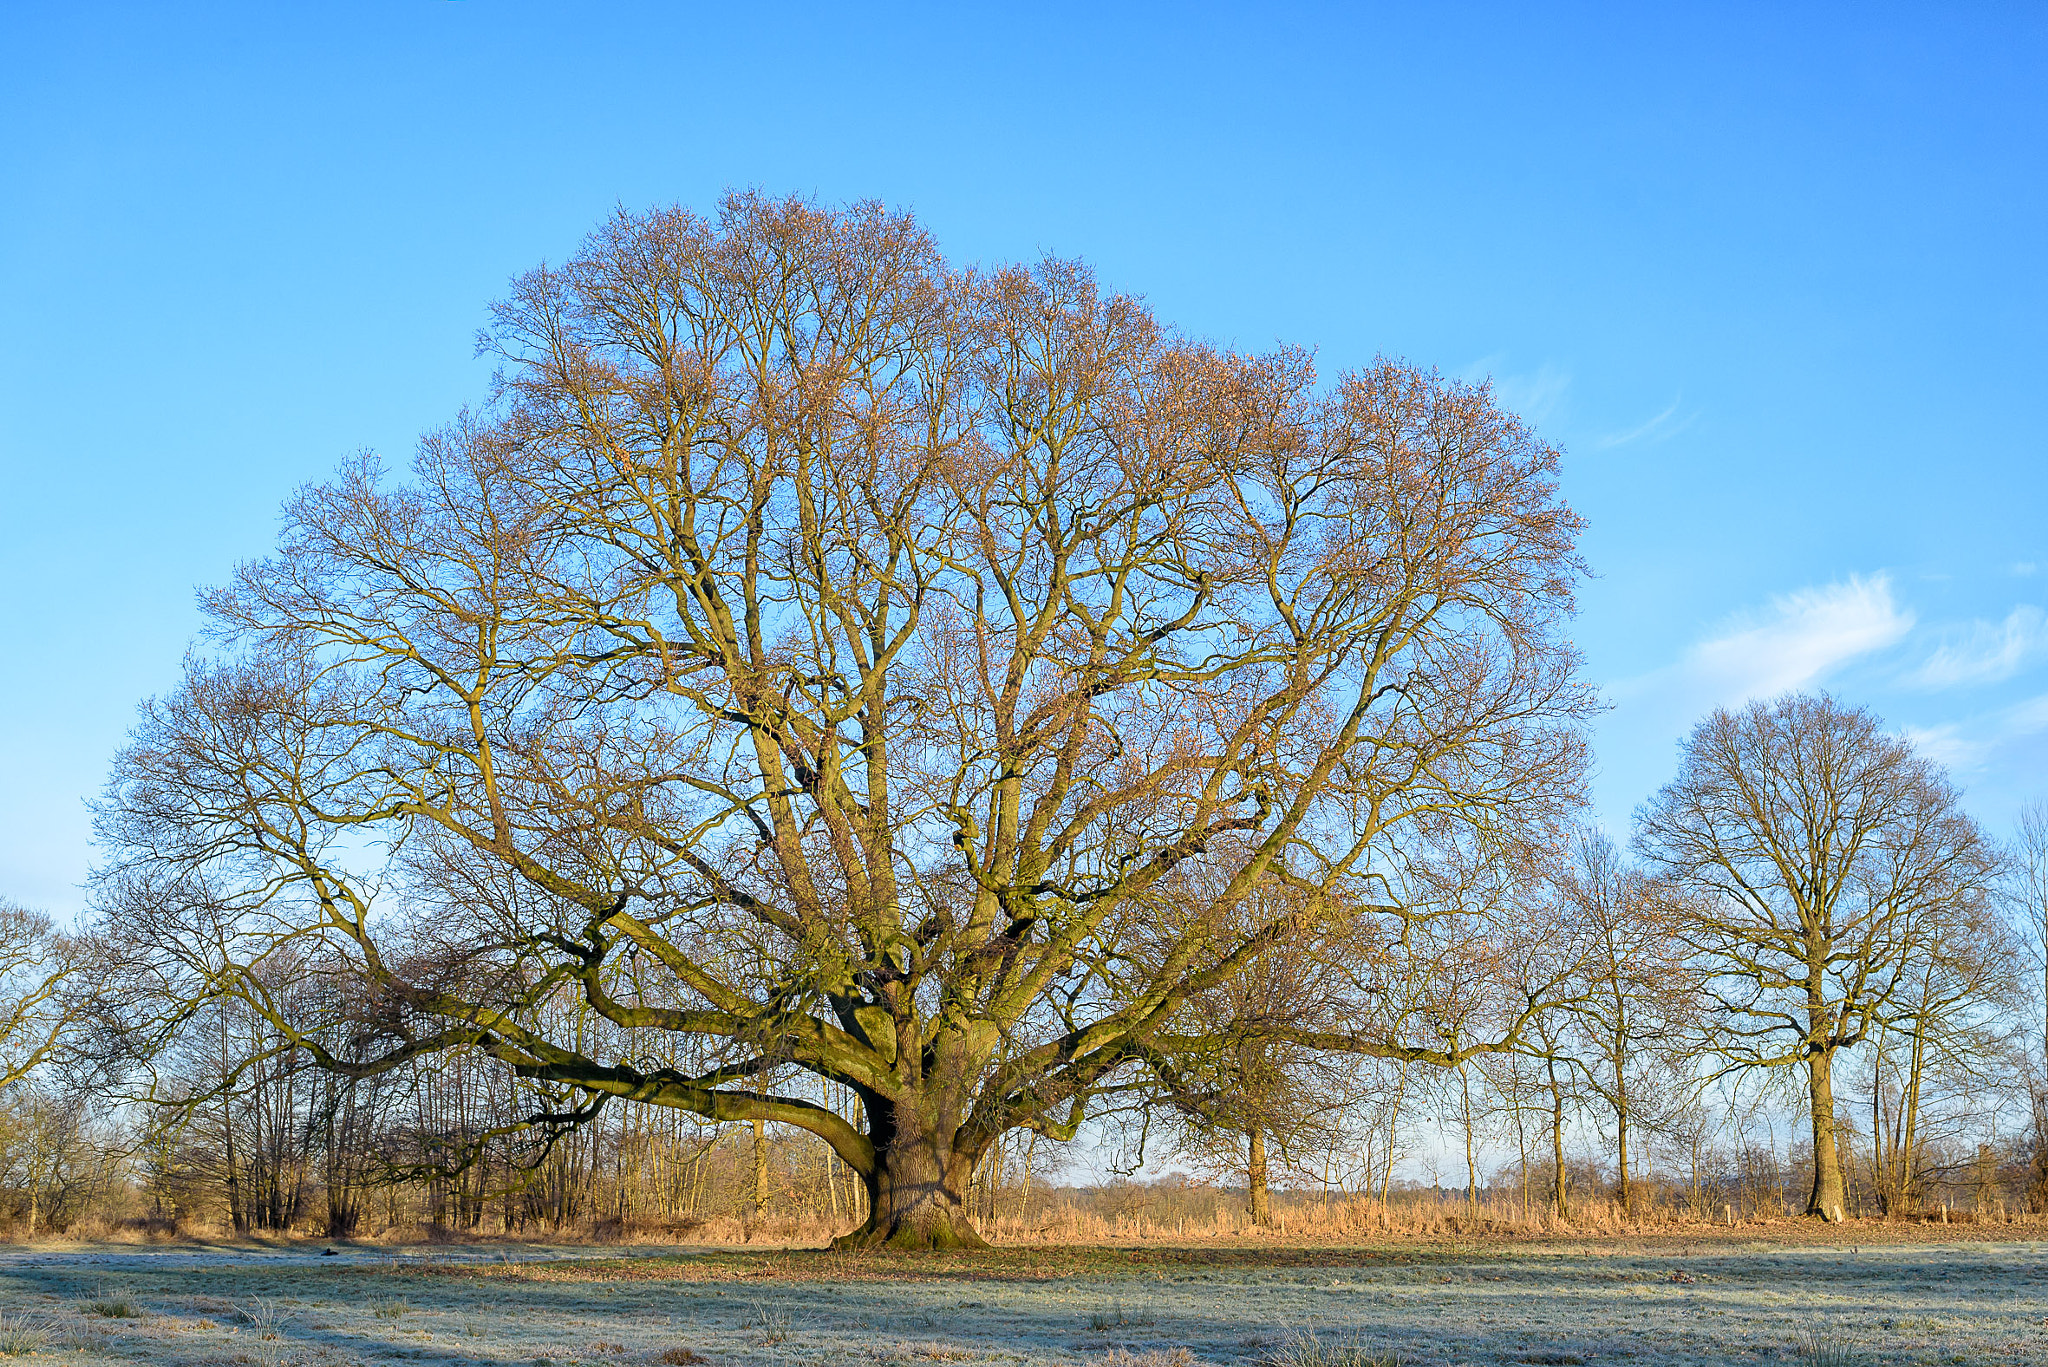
[{"left": 1559, "top": 831, "right": 1693, "bottom": 1217}]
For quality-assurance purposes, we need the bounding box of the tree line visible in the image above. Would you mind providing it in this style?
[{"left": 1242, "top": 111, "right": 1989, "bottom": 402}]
[{"left": 2, "top": 195, "right": 2042, "bottom": 1245}]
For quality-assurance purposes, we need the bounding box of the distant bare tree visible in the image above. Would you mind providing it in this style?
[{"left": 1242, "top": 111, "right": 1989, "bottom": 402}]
[
  {"left": 1863, "top": 873, "right": 2021, "bottom": 1213},
  {"left": 0, "top": 1085, "right": 122, "bottom": 1235},
  {"left": 1443, "top": 1058, "right": 1497, "bottom": 1217},
  {"left": 1560, "top": 831, "right": 1693, "bottom": 1217},
  {"left": 2007, "top": 804, "right": 2048, "bottom": 1074},
  {"left": 91, "top": 194, "right": 1595, "bottom": 1248},
  {"left": 2008, "top": 801, "right": 2048, "bottom": 1207},
  {"left": 1471, "top": 1049, "right": 1533, "bottom": 1219},
  {"left": 1144, "top": 879, "right": 1357, "bottom": 1226},
  {"left": 1636, "top": 693, "right": 1998, "bottom": 1221}
]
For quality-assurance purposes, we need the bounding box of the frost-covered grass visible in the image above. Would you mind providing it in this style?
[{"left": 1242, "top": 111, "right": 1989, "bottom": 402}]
[{"left": 0, "top": 1231, "right": 2041, "bottom": 1365}]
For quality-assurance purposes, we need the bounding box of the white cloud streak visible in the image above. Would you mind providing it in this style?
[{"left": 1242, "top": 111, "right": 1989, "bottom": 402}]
[
  {"left": 1596, "top": 575, "right": 1915, "bottom": 827},
  {"left": 1617, "top": 574, "right": 1914, "bottom": 710},
  {"left": 1904, "top": 605, "right": 2048, "bottom": 690},
  {"left": 1592, "top": 397, "right": 1692, "bottom": 450},
  {"left": 1463, "top": 356, "right": 1572, "bottom": 428},
  {"left": 1903, "top": 691, "right": 2048, "bottom": 774}
]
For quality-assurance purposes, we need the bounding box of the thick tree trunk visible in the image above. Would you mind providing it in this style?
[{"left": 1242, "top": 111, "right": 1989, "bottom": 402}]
[
  {"left": 1806, "top": 1049, "right": 1848, "bottom": 1221},
  {"left": 1247, "top": 1128, "right": 1273, "bottom": 1226},
  {"left": 1615, "top": 1105, "right": 1630, "bottom": 1220},
  {"left": 832, "top": 1102, "right": 989, "bottom": 1251}
]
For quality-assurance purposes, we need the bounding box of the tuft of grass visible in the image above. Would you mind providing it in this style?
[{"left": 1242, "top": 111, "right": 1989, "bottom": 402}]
[
  {"left": 1793, "top": 1326, "right": 1863, "bottom": 1367},
  {"left": 371, "top": 1296, "right": 409, "bottom": 1320},
  {"left": 236, "top": 1296, "right": 296, "bottom": 1339},
  {"left": 659, "top": 1351, "right": 710, "bottom": 1366},
  {"left": 0, "top": 1315, "right": 50, "bottom": 1357},
  {"left": 55, "top": 1325, "right": 109, "bottom": 1353},
  {"left": 1096, "top": 1350, "right": 1194, "bottom": 1367},
  {"left": 81, "top": 1286, "right": 140, "bottom": 1318},
  {"left": 1259, "top": 1328, "right": 1399, "bottom": 1367},
  {"left": 1087, "top": 1301, "right": 1158, "bottom": 1332},
  {"left": 748, "top": 1299, "right": 794, "bottom": 1345}
]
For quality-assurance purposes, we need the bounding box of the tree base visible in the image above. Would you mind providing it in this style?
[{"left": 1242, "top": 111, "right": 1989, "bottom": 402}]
[{"left": 831, "top": 1216, "right": 992, "bottom": 1251}]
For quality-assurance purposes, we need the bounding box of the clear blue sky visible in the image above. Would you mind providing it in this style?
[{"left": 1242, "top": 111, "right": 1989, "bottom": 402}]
[{"left": 4, "top": 3, "right": 2044, "bottom": 920}]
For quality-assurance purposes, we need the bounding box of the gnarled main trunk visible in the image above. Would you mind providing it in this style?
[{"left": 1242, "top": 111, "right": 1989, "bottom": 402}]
[{"left": 833, "top": 1101, "right": 990, "bottom": 1251}]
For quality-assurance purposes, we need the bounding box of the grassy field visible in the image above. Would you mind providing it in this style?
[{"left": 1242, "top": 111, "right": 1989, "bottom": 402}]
[{"left": 0, "top": 1229, "right": 2039, "bottom": 1367}]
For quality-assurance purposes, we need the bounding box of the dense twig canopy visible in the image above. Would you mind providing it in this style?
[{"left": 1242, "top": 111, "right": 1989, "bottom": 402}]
[{"left": 1636, "top": 692, "right": 1998, "bottom": 1070}]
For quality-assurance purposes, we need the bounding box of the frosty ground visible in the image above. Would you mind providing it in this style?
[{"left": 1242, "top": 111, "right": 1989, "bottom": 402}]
[{"left": 0, "top": 1232, "right": 2039, "bottom": 1367}]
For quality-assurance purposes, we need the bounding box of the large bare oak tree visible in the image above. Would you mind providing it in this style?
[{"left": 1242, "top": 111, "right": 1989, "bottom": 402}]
[{"left": 92, "top": 195, "right": 1594, "bottom": 1248}]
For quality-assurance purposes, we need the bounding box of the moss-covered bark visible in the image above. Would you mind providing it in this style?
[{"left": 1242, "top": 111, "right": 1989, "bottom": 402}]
[{"left": 832, "top": 1100, "right": 989, "bottom": 1250}]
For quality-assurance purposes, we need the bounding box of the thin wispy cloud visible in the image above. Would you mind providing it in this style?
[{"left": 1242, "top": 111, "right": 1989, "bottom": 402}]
[
  {"left": 1592, "top": 397, "right": 1693, "bottom": 450},
  {"left": 1599, "top": 574, "right": 1916, "bottom": 824},
  {"left": 1463, "top": 355, "right": 1572, "bottom": 428},
  {"left": 1616, "top": 574, "right": 1914, "bottom": 709},
  {"left": 1904, "top": 605, "right": 2048, "bottom": 690},
  {"left": 1899, "top": 720, "right": 1981, "bottom": 771},
  {"left": 1903, "top": 691, "right": 2048, "bottom": 774},
  {"left": 2014, "top": 562, "right": 2038, "bottom": 577}
]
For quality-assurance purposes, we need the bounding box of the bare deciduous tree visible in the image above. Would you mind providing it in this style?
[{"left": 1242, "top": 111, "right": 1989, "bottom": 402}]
[
  {"left": 1560, "top": 831, "right": 1692, "bottom": 1217},
  {"left": 2007, "top": 803, "right": 2048, "bottom": 1075},
  {"left": 91, "top": 194, "right": 1594, "bottom": 1248},
  {"left": 1865, "top": 882, "right": 2020, "bottom": 1212},
  {"left": 1635, "top": 692, "right": 1997, "bottom": 1221},
  {"left": 1144, "top": 880, "right": 1359, "bottom": 1226},
  {"left": 2007, "top": 800, "right": 2048, "bottom": 1207}
]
